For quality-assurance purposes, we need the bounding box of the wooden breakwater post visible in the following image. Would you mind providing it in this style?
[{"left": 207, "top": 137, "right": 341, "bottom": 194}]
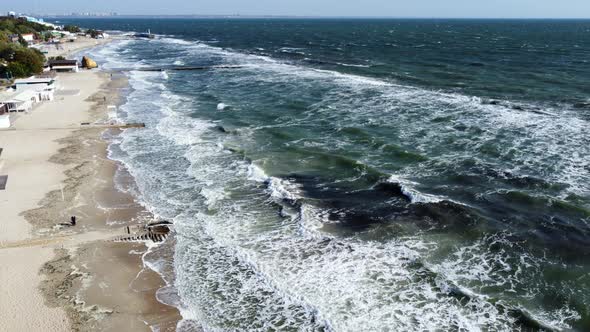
[{"left": 113, "top": 220, "right": 173, "bottom": 244}]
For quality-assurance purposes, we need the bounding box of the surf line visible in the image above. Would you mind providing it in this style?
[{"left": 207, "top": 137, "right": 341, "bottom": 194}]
[{"left": 116, "top": 65, "right": 244, "bottom": 72}]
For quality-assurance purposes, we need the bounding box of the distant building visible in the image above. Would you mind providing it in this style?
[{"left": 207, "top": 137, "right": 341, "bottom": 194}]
[
  {"left": 7, "top": 11, "right": 16, "bottom": 18},
  {"left": 21, "top": 33, "right": 35, "bottom": 43},
  {"left": 16, "top": 15, "right": 61, "bottom": 30}
]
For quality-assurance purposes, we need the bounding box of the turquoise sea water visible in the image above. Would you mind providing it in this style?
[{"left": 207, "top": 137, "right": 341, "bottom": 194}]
[{"left": 67, "top": 18, "right": 590, "bottom": 331}]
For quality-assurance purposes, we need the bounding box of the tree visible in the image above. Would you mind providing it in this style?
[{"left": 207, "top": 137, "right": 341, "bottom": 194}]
[
  {"left": 0, "top": 43, "right": 17, "bottom": 61},
  {"left": 63, "top": 25, "right": 81, "bottom": 33},
  {"left": 7, "top": 62, "right": 28, "bottom": 77},
  {"left": 86, "top": 29, "right": 101, "bottom": 38},
  {"left": 43, "top": 31, "right": 53, "bottom": 42},
  {"left": 0, "top": 30, "right": 9, "bottom": 43},
  {"left": 17, "top": 35, "right": 28, "bottom": 47},
  {"left": 13, "top": 47, "right": 44, "bottom": 75}
]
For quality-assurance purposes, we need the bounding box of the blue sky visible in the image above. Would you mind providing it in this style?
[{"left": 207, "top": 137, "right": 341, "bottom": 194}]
[{"left": 6, "top": 0, "right": 590, "bottom": 18}]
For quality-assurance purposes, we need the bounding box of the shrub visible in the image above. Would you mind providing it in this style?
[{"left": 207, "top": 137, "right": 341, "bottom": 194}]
[
  {"left": 86, "top": 29, "right": 101, "bottom": 38},
  {"left": 6, "top": 62, "right": 28, "bottom": 77},
  {"left": 63, "top": 25, "right": 81, "bottom": 33},
  {"left": 0, "top": 30, "right": 9, "bottom": 43},
  {"left": 0, "top": 44, "right": 45, "bottom": 77},
  {"left": 13, "top": 47, "right": 44, "bottom": 73}
]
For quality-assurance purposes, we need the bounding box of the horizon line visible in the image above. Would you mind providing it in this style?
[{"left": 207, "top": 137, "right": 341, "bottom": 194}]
[{"left": 34, "top": 14, "right": 590, "bottom": 20}]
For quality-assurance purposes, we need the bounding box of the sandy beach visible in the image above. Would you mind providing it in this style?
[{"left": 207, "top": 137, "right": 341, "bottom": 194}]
[{"left": 0, "top": 38, "right": 180, "bottom": 331}]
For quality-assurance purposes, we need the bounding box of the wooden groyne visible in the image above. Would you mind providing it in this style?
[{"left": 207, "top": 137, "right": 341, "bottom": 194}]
[
  {"left": 113, "top": 220, "right": 173, "bottom": 244},
  {"left": 114, "top": 232, "right": 168, "bottom": 243}
]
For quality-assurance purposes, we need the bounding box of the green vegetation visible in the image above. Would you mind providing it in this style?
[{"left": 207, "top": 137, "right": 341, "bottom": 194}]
[
  {"left": 86, "top": 29, "right": 102, "bottom": 39},
  {"left": 63, "top": 25, "right": 81, "bottom": 33},
  {"left": 0, "top": 43, "right": 45, "bottom": 78},
  {"left": 0, "top": 17, "right": 48, "bottom": 78},
  {"left": 0, "top": 17, "right": 47, "bottom": 36}
]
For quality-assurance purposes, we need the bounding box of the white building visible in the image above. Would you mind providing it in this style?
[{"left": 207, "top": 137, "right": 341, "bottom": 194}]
[
  {"left": 0, "top": 103, "right": 9, "bottom": 129},
  {"left": 48, "top": 60, "right": 79, "bottom": 73},
  {"left": 14, "top": 77, "right": 56, "bottom": 93},
  {"left": 21, "top": 33, "right": 34, "bottom": 43},
  {"left": 0, "top": 90, "right": 38, "bottom": 113},
  {"left": 13, "top": 77, "right": 56, "bottom": 101}
]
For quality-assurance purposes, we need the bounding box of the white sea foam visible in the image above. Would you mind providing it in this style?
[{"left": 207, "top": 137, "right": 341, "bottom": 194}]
[
  {"left": 247, "top": 164, "right": 301, "bottom": 202},
  {"left": 387, "top": 174, "right": 446, "bottom": 203},
  {"left": 87, "top": 36, "right": 586, "bottom": 331},
  {"left": 336, "top": 62, "right": 371, "bottom": 68}
]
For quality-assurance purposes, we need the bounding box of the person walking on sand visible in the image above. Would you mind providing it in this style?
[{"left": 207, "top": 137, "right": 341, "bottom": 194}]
[{"left": 70, "top": 216, "right": 76, "bottom": 226}]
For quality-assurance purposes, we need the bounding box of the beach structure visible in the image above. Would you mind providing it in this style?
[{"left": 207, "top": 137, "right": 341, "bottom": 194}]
[
  {"left": 0, "top": 103, "right": 9, "bottom": 128},
  {"left": 0, "top": 90, "right": 39, "bottom": 113},
  {"left": 13, "top": 77, "right": 56, "bottom": 101},
  {"left": 0, "top": 175, "right": 7, "bottom": 190},
  {"left": 48, "top": 59, "right": 79, "bottom": 72},
  {"left": 14, "top": 77, "right": 55, "bottom": 92},
  {"left": 21, "top": 33, "right": 35, "bottom": 43}
]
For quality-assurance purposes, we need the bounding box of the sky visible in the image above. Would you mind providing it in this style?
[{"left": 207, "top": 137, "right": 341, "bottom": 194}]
[{"left": 5, "top": 0, "right": 590, "bottom": 18}]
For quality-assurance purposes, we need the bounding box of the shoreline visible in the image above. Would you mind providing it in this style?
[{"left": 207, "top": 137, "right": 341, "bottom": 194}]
[{"left": 0, "top": 37, "right": 180, "bottom": 331}]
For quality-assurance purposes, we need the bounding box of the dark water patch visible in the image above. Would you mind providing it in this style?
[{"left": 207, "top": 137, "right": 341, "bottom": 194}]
[
  {"left": 479, "top": 191, "right": 590, "bottom": 262},
  {"left": 214, "top": 125, "right": 228, "bottom": 133},
  {"left": 280, "top": 146, "right": 385, "bottom": 182},
  {"left": 279, "top": 99, "right": 310, "bottom": 112},
  {"left": 431, "top": 115, "right": 454, "bottom": 123},
  {"left": 406, "top": 201, "right": 482, "bottom": 235},
  {"left": 263, "top": 127, "right": 297, "bottom": 141},
  {"left": 573, "top": 102, "right": 590, "bottom": 110},
  {"left": 436, "top": 160, "right": 565, "bottom": 193},
  {"left": 283, "top": 173, "right": 488, "bottom": 237}
]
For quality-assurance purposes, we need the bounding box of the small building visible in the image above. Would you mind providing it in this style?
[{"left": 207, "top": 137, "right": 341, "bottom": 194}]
[
  {"left": 21, "top": 33, "right": 35, "bottom": 43},
  {"left": 1, "top": 90, "right": 38, "bottom": 113},
  {"left": 48, "top": 60, "right": 79, "bottom": 73},
  {"left": 0, "top": 103, "right": 9, "bottom": 128},
  {"left": 14, "top": 77, "right": 56, "bottom": 93}
]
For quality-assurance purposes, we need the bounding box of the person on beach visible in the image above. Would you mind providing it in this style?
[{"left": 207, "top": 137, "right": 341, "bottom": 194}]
[{"left": 70, "top": 216, "right": 76, "bottom": 226}]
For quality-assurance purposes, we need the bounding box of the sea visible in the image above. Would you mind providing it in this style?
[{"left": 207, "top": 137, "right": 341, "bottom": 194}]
[{"left": 63, "top": 18, "right": 590, "bottom": 331}]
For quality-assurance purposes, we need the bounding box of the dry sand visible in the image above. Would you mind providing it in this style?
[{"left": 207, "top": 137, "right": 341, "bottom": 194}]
[
  {"left": 0, "top": 39, "right": 180, "bottom": 331},
  {"left": 40, "top": 36, "right": 112, "bottom": 59}
]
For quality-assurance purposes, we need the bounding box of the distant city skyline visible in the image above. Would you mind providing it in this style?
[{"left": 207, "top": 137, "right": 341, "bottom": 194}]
[{"left": 5, "top": 0, "right": 590, "bottom": 19}]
